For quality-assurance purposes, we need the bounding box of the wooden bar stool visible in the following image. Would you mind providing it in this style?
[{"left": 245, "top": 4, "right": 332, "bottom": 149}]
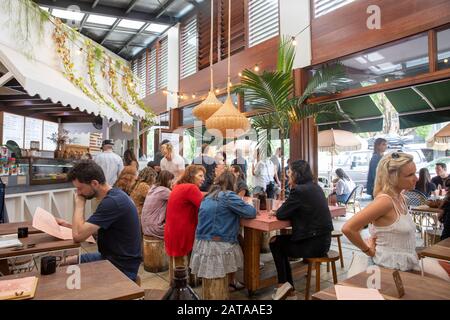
[
  {"left": 332, "top": 230, "right": 344, "bottom": 268},
  {"left": 304, "top": 250, "right": 339, "bottom": 300},
  {"left": 202, "top": 277, "right": 229, "bottom": 300},
  {"left": 143, "top": 235, "right": 169, "bottom": 272}
]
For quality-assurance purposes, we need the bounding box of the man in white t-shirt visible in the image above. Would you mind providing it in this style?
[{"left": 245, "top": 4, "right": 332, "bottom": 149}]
[
  {"left": 160, "top": 143, "right": 185, "bottom": 177},
  {"left": 252, "top": 150, "right": 278, "bottom": 198},
  {"left": 93, "top": 140, "right": 123, "bottom": 186}
]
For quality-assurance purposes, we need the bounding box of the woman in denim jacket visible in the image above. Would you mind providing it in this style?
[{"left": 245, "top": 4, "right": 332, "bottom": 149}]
[{"left": 189, "top": 169, "right": 256, "bottom": 291}]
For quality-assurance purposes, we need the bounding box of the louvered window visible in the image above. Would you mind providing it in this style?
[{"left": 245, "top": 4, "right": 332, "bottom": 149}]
[
  {"left": 157, "top": 37, "right": 168, "bottom": 89},
  {"left": 147, "top": 48, "right": 157, "bottom": 95},
  {"left": 248, "top": 0, "right": 279, "bottom": 48},
  {"left": 180, "top": 16, "right": 198, "bottom": 79},
  {"left": 137, "top": 54, "right": 146, "bottom": 99},
  {"left": 313, "top": 0, "right": 356, "bottom": 18}
]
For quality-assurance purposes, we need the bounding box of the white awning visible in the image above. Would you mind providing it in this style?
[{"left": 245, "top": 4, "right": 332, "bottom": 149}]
[{"left": 0, "top": 43, "right": 134, "bottom": 125}]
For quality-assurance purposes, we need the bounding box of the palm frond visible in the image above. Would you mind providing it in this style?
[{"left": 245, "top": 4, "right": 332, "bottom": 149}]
[
  {"left": 277, "top": 36, "right": 295, "bottom": 75},
  {"left": 300, "top": 62, "right": 345, "bottom": 104}
]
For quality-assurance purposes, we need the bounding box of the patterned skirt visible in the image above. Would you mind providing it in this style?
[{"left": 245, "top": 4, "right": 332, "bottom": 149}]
[{"left": 189, "top": 239, "right": 243, "bottom": 279}]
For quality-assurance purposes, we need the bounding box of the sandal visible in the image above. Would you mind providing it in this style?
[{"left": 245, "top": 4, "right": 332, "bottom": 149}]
[{"left": 229, "top": 280, "right": 245, "bottom": 291}]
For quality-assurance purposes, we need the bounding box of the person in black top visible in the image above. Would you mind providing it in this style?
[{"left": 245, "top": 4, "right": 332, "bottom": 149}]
[
  {"left": 270, "top": 160, "right": 333, "bottom": 300},
  {"left": 431, "top": 162, "right": 449, "bottom": 190},
  {"left": 57, "top": 160, "right": 142, "bottom": 281},
  {"left": 415, "top": 168, "right": 436, "bottom": 197},
  {"left": 192, "top": 144, "right": 216, "bottom": 192}
]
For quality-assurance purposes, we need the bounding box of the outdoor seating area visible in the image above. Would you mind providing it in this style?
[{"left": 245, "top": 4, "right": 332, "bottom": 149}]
[{"left": 0, "top": 0, "right": 450, "bottom": 308}]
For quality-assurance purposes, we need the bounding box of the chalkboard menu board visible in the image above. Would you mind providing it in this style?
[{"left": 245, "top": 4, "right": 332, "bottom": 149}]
[
  {"left": 2, "top": 112, "right": 24, "bottom": 147},
  {"left": 42, "top": 121, "right": 59, "bottom": 151},
  {"left": 24, "top": 117, "right": 43, "bottom": 149}
]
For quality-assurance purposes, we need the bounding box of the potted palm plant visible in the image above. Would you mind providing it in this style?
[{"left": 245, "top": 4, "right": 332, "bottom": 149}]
[{"left": 233, "top": 37, "right": 351, "bottom": 200}]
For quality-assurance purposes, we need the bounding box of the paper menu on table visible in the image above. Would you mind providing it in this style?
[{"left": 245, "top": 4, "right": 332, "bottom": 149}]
[
  {"left": 32, "top": 207, "right": 95, "bottom": 243},
  {"left": 335, "top": 285, "right": 385, "bottom": 300},
  {"left": 0, "top": 276, "right": 38, "bottom": 300}
]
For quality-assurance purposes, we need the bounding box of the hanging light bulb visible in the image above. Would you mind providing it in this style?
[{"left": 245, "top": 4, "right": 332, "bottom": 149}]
[
  {"left": 192, "top": 0, "right": 222, "bottom": 121},
  {"left": 291, "top": 36, "right": 297, "bottom": 46},
  {"left": 238, "top": 72, "right": 242, "bottom": 77},
  {"left": 192, "top": 94, "right": 196, "bottom": 99},
  {"left": 254, "top": 64, "right": 260, "bottom": 72},
  {"left": 215, "top": 88, "right": 220, "bottom": 94}
]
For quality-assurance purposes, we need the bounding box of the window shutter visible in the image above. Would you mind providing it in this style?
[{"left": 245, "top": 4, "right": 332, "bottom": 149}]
[
  {"left": 137, "top": 54, "right": 146, "bottom": 99},
  {"left": 313, "top": 0, "right": 356, "bottom": 18},
  {"left": 248, "top": 0, "right": 279, "bottom": 48},
  {"left": 147, "top": 48, "right": 157, "bottom": 95},
  {"left": 157, "top": 37, "right": 168, "bottom": 89},
  {"left": 180, "top": 16, "right": 198, "bottom": 79},
  {"left": 197, "top": 1, "right": 219, "bottom": 71}
]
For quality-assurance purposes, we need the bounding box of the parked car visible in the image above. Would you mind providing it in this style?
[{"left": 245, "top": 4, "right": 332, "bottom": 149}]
[{"left": 319, "top": 148, "right": 428, "bottom": 188}]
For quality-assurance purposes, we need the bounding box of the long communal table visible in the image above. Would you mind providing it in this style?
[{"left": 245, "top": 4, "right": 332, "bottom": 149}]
[{"left": 0, "top": 222, "right": 40, "bottom": 236}]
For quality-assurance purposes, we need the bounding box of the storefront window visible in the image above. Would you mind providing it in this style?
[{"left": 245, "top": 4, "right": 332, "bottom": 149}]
[
  {"left": 309, "top": 33, "right": 429, "bottom": 96},
  {"left": 437, "top": 27, "right": 450, "bottom": 70},
  {"left": 181, "top": 106, "right": 195, "bottom": 126}
]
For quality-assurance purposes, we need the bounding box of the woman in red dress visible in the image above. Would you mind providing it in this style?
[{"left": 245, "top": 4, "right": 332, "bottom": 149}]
[{"left": 165, "top": 165, "right": 206, "bottom": 278}]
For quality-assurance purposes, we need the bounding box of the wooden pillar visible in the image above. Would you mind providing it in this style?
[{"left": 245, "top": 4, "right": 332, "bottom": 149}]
[{"left": 290, "top": 68, "right": 319, "bottom": 180}]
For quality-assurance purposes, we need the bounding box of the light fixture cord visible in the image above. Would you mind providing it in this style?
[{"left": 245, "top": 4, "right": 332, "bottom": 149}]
[
  {"left": 227, "top": 0, "right": 231, "bottom": 95},
  {"left": 210, "top": 0, "right": 214, "bottom": 91}
]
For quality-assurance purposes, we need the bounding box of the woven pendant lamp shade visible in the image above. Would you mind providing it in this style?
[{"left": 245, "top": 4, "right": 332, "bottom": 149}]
[
  {"left": 205, "top": 95, "right": 250, "bottom": 139},
  {"left": 192, "top": 90, "right": 222, "bottom": 121}
]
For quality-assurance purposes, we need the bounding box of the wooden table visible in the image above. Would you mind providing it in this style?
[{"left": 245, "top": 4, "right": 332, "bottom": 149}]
[
  {"left": 0, "top": 222, "right": 40, "bottom": 236},
  {"left": 312, "top": 267, "right": 450, "bottom": 300},
  {"left": 240, "top": 202, "right": 343, "bottom": 296},
  {"left": 0, "top": 233, "right": 80, "bottom": 260},
  {"left": 418, "top": 238, "right": 450, "bottom": 261},
  {"left": 0, "top": 260, "right": 144, "bottom": 300}
]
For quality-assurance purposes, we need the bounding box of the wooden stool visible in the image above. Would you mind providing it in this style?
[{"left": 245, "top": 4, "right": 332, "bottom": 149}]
[
  {"left": 143, "top": 235, "right": 169, "bottom": 273},
  {"left": 332, "top": 230, "right": 344, "bottom": 268},
  {"left": 135, "top": 275, "right": 141, "bottom": 286},
  {"left": 202, "top": 277, "right": 229, "bottom": 300},
  {"left": 304, "top": 250, "right": 340, "bottom": 300},
  {"left": 424, "top": 229, "right": 442, "bottom": 247}
]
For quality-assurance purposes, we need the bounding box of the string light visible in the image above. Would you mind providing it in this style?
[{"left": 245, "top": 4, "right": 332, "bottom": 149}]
[
  {"left": 254, "top": 64, "right": 260, "bottom": 72},
  {"left": 215, "top": 88, "right": 220, "bottom": 94},
  {"left": 238, "top": 72, "right": 242, "bottom": 77},
  {"left": 291, "top": 36, "right": 297, "bottom": 46},
  {"left": 445, "top": 58, "right": 449, "bottom": 64},
  {"left": 192, "top": 94, "right": 196, "bottom": 99}
]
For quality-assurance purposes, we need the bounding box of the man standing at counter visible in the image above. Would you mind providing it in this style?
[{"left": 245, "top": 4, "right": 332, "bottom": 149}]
[
  {"left": 93, "top": 140, "right": 123, "bottom": 186},
  {"left": 58, "top": 160, "right": 142, "bottom": 281}
]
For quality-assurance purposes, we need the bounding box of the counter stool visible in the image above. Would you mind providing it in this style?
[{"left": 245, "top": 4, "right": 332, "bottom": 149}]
[
  {"left": 304, "top": 250, "right": 339, "bottom": 300},
  {"left": 329, "top": 231, "right": 344, "bottom": 269}
]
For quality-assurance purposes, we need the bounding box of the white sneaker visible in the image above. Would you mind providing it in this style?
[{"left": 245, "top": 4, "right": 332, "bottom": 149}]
[{"left": 271, "top": 282, "right": 293, "bottom": 300}]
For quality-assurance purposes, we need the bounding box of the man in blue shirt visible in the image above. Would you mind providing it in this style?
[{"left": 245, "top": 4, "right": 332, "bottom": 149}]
[{"left": 59, "top": 160, "right": 142, "bottom": 281}]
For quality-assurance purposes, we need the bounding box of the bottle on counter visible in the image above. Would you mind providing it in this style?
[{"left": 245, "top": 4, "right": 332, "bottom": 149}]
[
  {"left": 162, "top": 267, "right": 200, "bottom": 300},
  {"left": 9, "top": 157, "right": 17, "bottom": 176}
]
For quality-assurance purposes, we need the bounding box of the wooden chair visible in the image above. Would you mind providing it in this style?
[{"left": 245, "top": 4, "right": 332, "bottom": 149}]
[
  {"left": 202, "top": 277, "right": 229, "bottom": 300},
  {"left": 304, "top": 251, "right": 339, "bottom": 300}
]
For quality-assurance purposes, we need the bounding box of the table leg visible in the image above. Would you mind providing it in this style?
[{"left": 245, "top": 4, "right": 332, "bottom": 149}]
[{"left": 243, "top": 227, "right": 261, "bottom": 296}]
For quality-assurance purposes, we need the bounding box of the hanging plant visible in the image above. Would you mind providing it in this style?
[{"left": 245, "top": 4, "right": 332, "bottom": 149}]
[
  {"left": 106, "top": 57, "right": 131, "bottom": 114},
  {"left": 122, "top": 65, "right": 150, "bottom": 112},
  {"left": 53, "top": 19, "right": 101, "bottom": 105},
  {"left": 86, "top": 41, "right": 118, "bottom": 112},
  {"left": 0, "top": 0, "right": 51, "bottom": 59}
]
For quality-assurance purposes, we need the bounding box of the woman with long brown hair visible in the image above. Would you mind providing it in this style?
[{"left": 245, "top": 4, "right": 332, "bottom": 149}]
[
  {"left": 164, "top": 165, "right": 206, "bottom": 276},
  {"left": 141, "top": 170, "right": 175, "bottom": 239},
  {"left": 415, "top": 167, "right": 436, "bottom": 197},
  {"left": 124, "top": 149, "right": 139, "bottom": 170},
  {"left": 190, "top": 169, "right": 256, "bottom": 295},
  {"left": 129, "top": 167, "right": 157, "bottom": 218}
]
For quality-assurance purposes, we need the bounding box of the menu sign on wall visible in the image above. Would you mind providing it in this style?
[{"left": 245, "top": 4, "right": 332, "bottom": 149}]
[
  {"left": 42, "top": 121, "right": 59, "bottom": 151},
  {"left": 24, "top": 117, "right": 43, "bottom": 150},
  {"left": 2, "top": 112, "right": 24, "bottom": 148}
]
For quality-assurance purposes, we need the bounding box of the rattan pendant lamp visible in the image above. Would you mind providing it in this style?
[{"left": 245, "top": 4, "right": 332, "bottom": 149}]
[
  {"left": 192, "top": 0, "right": 222, "bottom": 121},
  {"left": 205, "top": 0, "right": 250, "bottom": 139}
]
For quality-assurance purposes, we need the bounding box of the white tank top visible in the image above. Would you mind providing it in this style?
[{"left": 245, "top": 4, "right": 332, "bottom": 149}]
[{"left": 369, "top": 193, "right": 420, "bottom": 271}]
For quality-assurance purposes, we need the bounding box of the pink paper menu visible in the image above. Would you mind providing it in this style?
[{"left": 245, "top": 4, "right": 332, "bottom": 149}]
[
  {"left": 334, "top": 285, "right": 385, "bottom": 300},
  {"left": 32, "top": 207, "right": 95, "bottom": 243}
]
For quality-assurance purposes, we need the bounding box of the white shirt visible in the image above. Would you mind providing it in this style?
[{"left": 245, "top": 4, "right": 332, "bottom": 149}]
[
  {"left": 160, "top": 153, "right": 185, "bottom": 177},
  {"left": 253, "top": 159, "right": 275, "bottom": 189},
  {"left": 336, "top": 178, "right": 355, "bottom": 196},
  {"left": 93, "top": 151, "right": 124, "bottom": 186}
]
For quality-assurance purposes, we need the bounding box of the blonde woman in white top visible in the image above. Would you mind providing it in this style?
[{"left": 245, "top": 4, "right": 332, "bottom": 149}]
[{"left": 343, "top": 152, "right": 449, "bottom": 281}]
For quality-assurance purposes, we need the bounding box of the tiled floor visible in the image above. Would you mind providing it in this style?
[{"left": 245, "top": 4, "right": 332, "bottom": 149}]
[{"left": 81, "top": 196, "right": 429, "bottom": 300}]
